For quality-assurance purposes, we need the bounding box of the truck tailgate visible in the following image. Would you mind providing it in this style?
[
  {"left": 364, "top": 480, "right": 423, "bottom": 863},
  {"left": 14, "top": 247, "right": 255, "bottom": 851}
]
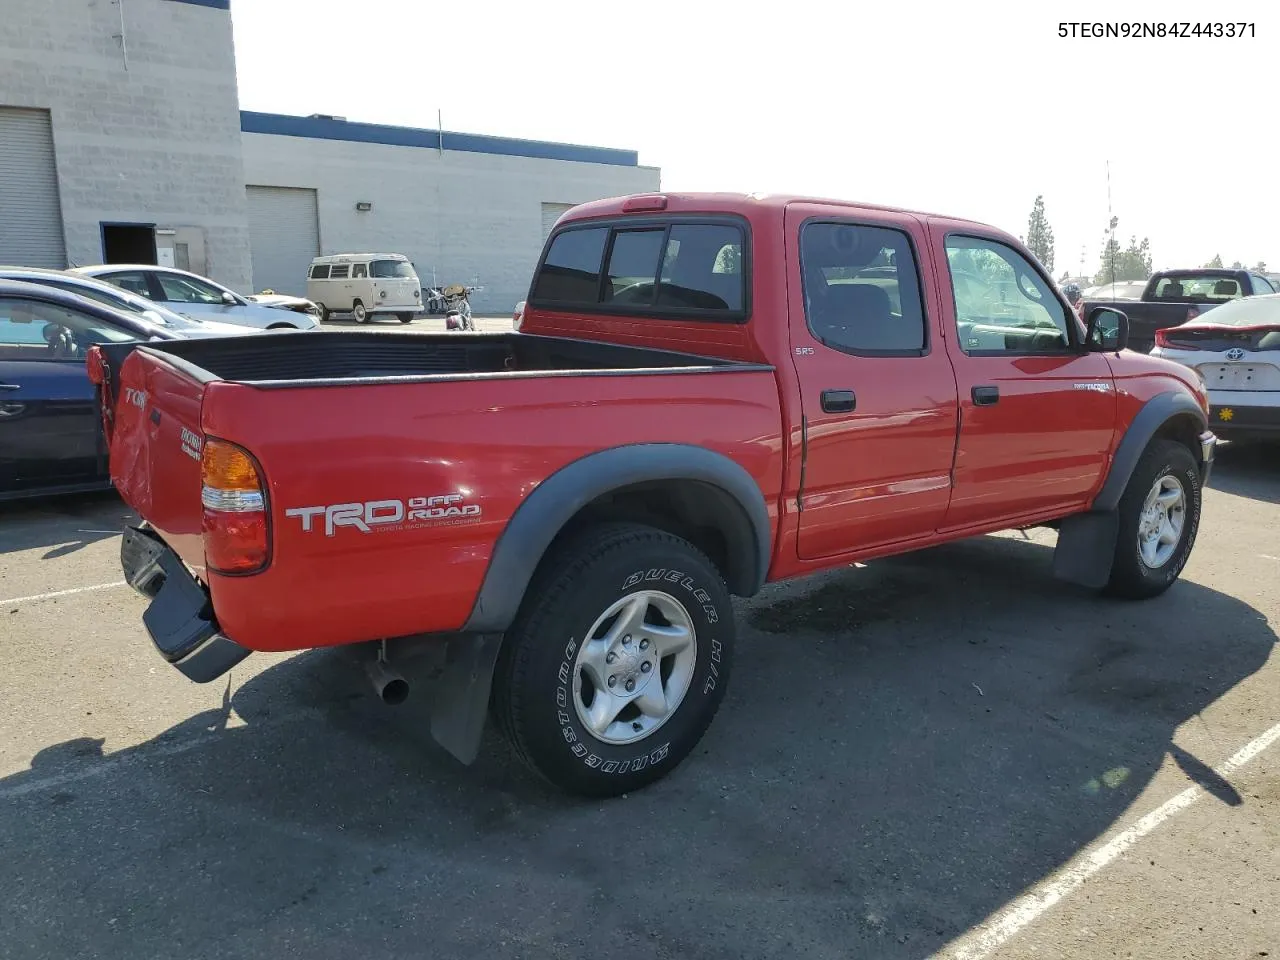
[{"left": 106, "top": 348, "right": 209, "bottom": 576}]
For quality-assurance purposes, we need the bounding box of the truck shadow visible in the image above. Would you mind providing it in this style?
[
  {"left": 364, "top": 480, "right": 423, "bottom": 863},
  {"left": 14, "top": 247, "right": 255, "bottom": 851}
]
[
  {"left": 1206, "top": 439, "right": 1280, "bottom": 505},
  {"left": 0, "top": 490, "right": 134, "bottom": 558},
  {"left": 0, "top": 536, "right": 1273, "bottom": 960}
]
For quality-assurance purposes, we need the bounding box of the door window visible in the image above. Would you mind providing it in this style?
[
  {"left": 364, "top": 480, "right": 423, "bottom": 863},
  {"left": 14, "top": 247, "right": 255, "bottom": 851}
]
[
  {"left": 0, "top": 297, "right": 135, "bottom": 361},
  {"left": 99, "top": 270, "right": 156, "bottom": 300},
  {"left": 352, "top": 263, "right": 368, "bottom": 279},
  {"left": 945, "top": 236, "right": 1072, "bottom": 354},
  {"left": 800, "top": 221, "right": 927, "bottom": 354},
  {"left": 155, "top": 273, "right": 226, "bottom": 305}
]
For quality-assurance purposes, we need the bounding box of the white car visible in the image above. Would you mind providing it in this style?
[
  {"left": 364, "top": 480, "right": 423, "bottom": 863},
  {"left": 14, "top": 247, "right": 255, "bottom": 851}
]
[
  {"left": 0, "top": 266, "right": 261, "bottom": 339},
  {"left": 72, "top": 265, "right": 319, "bottom": 331},
  {"left": 1151, "top": 293, "right": 1280, "bottom": 441}
]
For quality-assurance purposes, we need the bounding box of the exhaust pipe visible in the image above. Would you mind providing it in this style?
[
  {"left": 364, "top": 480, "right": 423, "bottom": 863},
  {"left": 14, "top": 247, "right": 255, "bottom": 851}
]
[{"left": 364, "top": 657, "right": 409, "bottom": 706}]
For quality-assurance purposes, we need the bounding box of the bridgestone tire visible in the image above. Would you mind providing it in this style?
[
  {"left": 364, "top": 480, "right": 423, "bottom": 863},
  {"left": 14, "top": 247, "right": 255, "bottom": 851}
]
[
  {"left": 1105, "top": 439, "right": 1202, "bottom": 600},
  {"left": 492, "top": 522, "right": 734, "bottom": 798}
]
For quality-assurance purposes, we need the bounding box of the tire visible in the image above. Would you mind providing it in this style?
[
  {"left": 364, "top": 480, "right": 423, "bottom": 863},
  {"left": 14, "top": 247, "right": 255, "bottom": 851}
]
[
  {"left": 492, "top": 522, "right": 734, "bottom": 798},
  {"left": 316, "top": 304, "right": 329, "bottom": 323},
  {"left": 398, "top": 313, "right": 414, "bottom": 324},
  {"left": 352, "top": 300, "right": 368, "bottom": 323},
  {"left": 1105, "top": 439, "right": 1202, "bottom": 599}
]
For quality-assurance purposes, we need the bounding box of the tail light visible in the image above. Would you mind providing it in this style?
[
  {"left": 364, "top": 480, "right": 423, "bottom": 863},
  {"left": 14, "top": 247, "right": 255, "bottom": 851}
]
[
  {"left": 201, "top": 438, "right": 270, "bottom": 574},
  {"left": 1154, "top": 328, "right": 1198, "bottom": 351}
]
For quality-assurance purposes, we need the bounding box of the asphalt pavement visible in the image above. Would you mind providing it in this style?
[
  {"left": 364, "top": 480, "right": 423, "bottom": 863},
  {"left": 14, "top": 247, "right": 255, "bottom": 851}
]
[{"left": 0, "top": 442, "right": 1276, "bottom": 960}]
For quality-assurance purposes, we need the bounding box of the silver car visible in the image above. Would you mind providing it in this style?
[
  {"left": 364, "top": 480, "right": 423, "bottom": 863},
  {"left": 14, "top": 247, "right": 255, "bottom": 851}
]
[{"left": 72, "top": 264, "right": 319, "bottom": 331}]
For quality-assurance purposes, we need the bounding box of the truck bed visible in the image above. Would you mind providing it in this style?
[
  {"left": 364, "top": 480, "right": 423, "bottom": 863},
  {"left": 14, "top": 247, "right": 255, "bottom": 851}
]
[{"left": 97, "top": 330, "right": 758, "bottom": 390}]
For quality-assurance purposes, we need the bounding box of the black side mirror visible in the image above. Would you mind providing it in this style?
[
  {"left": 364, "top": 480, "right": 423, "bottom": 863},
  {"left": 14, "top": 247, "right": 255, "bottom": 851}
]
[{"left": 1086, "top": 307, "right": 1129, "bottom": 352}]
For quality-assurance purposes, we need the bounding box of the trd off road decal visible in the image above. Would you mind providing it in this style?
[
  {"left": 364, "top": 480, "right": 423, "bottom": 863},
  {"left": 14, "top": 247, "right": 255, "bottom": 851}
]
[{"left": 285, "top": 494, "right": 481, "bottom": 536}]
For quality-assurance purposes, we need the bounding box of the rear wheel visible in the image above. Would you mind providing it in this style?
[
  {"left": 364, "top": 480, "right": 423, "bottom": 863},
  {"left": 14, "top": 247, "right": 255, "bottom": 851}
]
[
  {"left": 1105, "top": 439, "right": 1202, "bottom": 599},
  {"left": 397, "top": 312, "right": 414, "bottom": 324},
  {"left": 352, "top": 300, "right": 368, "bottom": 323},
  {"left": 492, "top": 522, "right": 734, "bottom": 797},
  {"left": 316, "top": 304, "right": 329, "bottom": 323}
]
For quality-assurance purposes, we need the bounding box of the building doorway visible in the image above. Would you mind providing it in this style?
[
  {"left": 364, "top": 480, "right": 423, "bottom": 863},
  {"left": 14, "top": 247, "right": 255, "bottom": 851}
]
[{"left": 100, "top": 223, "right": 157, "bottom": 265}]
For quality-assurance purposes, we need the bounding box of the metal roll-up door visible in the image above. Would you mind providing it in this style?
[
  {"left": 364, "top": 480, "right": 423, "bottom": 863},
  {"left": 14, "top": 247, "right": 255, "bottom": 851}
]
[
  {"left": 541, "top": 202, "right": 575, "bottom": 240},
  {"left": 246, "top": 186, "right": 320, "bottom": 295},
  {"left": 0, "top": 108, "right": 66, "bottom": 269}
]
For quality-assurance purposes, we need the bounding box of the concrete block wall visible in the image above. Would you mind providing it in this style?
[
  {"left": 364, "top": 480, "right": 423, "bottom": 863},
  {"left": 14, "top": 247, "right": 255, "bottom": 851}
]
[
  {"left": 0, "top": 0, "right": 252, "bottom": 289},
  {"left": 241, "top": 132, "right": 661, "bottom": 314}
]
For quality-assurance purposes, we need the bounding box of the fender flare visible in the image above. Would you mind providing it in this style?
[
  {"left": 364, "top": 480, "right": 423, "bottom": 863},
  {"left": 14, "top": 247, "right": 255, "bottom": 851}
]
[
  {"left": 462, "top": 443, "right": 772, "bottom": 634},
  {"left": 1090, "top": 390, "right": 1207, "bottom": 512}
]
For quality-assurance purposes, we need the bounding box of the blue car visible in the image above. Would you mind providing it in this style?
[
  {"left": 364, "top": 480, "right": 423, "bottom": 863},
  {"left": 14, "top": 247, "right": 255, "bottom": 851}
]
[{"left": 0, "top": 279, "right": 192, "bottom": 501}]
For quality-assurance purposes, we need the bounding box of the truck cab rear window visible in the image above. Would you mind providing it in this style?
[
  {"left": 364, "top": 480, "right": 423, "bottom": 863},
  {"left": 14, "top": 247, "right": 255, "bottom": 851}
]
[{"left": 532, "top": 221, "right": 747, "bottom": 319}]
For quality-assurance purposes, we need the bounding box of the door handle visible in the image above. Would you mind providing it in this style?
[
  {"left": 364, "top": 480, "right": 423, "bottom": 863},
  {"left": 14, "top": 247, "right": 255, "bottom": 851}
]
[
  {"left": 821, "top": 389, "right": 857, "bottom": 413},
  {"left": 0, "top": 383, "right": 20, "bottom": 391},
  {"left": 971, "top": 385, "right": 999, "bottom": 406}
]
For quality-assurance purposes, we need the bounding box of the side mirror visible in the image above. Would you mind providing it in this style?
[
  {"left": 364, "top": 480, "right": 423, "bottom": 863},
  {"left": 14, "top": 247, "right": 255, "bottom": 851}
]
[
  {"left": 221, "top": 291, "right": 239, "bottom": 306},
  {"left": 1086, "top": 307, "right": 1129, "bottom": 352}
]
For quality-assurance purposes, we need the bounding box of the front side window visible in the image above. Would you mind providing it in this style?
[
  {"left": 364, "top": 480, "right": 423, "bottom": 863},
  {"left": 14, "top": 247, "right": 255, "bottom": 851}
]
[
  {"left": 945, "top": 236, "right": 1071, "bottom": 354},
  {"left": 1250, "top": 275, "right": 1274, "bottom": 294},
  {"left": 800, "top": 221, "right": 926, "bottom": 354},
  {"left": 530, "top": 221, "right": 747, "bottom": 318},
  {"left": 370, "top": 259, "right": 414, "bottom": 279},
  {"left": 156, "top": 273, "right": 225, "bottom": 305},
  {"left": 0, "top": 297, "right": 136, "bottom": 360}
]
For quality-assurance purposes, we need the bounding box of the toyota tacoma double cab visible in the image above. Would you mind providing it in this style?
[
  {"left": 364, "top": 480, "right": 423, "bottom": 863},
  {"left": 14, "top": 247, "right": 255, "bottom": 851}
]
[{"left": 90, "top": 192, "right": 1217, "bottom": 798}]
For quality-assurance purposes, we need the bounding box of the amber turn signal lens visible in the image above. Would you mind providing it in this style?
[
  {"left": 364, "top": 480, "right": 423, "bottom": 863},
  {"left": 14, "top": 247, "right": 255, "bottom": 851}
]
[{"left": 202, "top": 438, "right": 261, "bottom": 492}]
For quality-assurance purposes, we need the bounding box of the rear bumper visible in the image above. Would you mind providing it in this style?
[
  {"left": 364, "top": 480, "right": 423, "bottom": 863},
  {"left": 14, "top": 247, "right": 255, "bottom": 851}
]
[
  {"left": 120, "top": 526, "right": 250, "bottom": 683},
  {"left": 1209, "top": 403, "right": 1280, "bottom": 436}
]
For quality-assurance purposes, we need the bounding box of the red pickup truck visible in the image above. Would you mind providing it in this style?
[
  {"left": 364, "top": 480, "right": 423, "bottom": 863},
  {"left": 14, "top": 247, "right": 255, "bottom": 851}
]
[{"left": 90, "top": 192, "right": 1217, "bottom": 797}]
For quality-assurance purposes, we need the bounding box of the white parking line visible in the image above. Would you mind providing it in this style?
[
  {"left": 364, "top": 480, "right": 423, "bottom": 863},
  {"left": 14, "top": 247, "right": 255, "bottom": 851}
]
[
  {"left": 940, "top": 719, "right": 1280, "bottom": 960},
  {"left": 0, "top": 581, "right": 127, "bottom": 607}
]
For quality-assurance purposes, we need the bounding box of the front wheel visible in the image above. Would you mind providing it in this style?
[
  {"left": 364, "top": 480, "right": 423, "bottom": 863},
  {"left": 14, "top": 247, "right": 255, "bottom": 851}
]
[
  {"left": 397, "top": 312, "right": 414, "bottom": 324},
  {"left": 1105, "top": 439, "right": 1202, "bottom": 599},
  {"left": 492, "top": 523, "right": 734, "bottom": 797}
]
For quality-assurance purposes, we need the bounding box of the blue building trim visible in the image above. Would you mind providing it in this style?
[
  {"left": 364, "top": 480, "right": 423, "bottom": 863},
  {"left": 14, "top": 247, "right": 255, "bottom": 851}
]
[
  {"left": 164, "top": 0, "right": 231, "bottom": 8},
  {"left": 239, "top": 111, "right": 639, "bottom": 167}
]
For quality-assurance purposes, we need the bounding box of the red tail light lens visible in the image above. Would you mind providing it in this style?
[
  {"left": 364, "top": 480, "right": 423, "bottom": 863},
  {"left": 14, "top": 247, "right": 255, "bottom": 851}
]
[
  {"left": 1154, "top": 329, "right": 1171, "bottom": 349},
  {"left": 201, "top": 438, "right": 269, "bottom": 574}
]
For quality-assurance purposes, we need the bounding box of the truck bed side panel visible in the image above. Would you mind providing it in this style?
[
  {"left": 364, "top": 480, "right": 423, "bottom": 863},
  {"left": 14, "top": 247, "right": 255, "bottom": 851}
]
[{"left": 200, "top": 370, "right": 784, "bottom": 652}]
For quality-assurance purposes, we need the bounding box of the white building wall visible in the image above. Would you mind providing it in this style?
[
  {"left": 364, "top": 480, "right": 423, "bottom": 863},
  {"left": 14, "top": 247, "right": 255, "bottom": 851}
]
[
  {"left": 0, "top": 0, "right": 252, "bottom": 289},
  {"left": 241, "top": 132, "right": 661, "bottom": 313}
]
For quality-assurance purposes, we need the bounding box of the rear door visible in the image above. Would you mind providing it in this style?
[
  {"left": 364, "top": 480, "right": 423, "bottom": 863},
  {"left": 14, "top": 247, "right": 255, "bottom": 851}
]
[
  {"left": 785, "top": 205, "right": 960, "bottom": 559},
  {"left": 930, "top": 225, "right": 1116, "bottom": 530}
]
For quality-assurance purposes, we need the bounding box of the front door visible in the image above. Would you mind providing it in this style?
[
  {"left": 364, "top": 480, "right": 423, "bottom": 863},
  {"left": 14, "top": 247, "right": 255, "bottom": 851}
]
[
  {"left": 0, "top": 299, "right": 106, "bottom": 494},
  {"left": 787, "top": 207, "right": 961, "bottom": 560},
  {"left": 932, "top": 227, "right": 1117, "bottom": 530}
]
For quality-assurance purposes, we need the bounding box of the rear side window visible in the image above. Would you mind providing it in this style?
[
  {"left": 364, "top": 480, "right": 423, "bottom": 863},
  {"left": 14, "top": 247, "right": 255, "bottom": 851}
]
[
  {"left": 330, "top": 264, "right": 350, "bottom": 279},
  {"left": 310, "top": 264, "right": 330, "bottom": 279},
  {"left": 531, "top": 220, "right": 747, "bottom": 319},
  {"left": 352, "top": 263, "right": 368, "bottom": 279},
  {"left": 800, "top": 222, "right": 927, "bottom": 354}
]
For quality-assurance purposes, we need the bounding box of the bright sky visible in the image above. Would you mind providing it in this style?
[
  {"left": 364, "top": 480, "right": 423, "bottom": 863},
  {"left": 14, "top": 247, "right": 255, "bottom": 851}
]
[{"left": 232, "top": 0, "right": 1278, "bottom": 279}]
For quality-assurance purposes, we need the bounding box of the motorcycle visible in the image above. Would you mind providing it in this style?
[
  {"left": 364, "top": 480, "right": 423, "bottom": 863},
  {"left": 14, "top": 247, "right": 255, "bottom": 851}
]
[{"left": 442, "top": 284, "right": 476, "bottom": 331}]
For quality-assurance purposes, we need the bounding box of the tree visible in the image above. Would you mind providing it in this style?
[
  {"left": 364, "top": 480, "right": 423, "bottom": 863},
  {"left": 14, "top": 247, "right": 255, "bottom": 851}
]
[
  {"left": 1230, "top": 260, "right": 1244, "bottom": 270},
  {"left": 1255, "top": 260, "right": 1268, "bottom": 273},
  {"left": 1022, "top": 195, "right": 1055, "bottom": 272},
  {"left": 1204, "top": 254, "right": 1223, "bottom": 268},
  {"left": 1095, "top": 233, "right": 1152, "bottom": 285}
]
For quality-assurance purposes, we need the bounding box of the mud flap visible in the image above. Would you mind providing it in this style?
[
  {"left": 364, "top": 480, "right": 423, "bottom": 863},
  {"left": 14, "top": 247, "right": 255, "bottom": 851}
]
[
  {"left": 430, "top": 632, "right": 503, "bottom": 766},
  {"left": 1052, "top": 511, "right": 1118, "bottom": 589}
]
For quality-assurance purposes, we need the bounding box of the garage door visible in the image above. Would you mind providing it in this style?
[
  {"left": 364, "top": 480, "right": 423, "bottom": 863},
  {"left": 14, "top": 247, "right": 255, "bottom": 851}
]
[
  {"left": 246, "top": 186, "right": 320, "bottom": 296},
  {"left": 541, "top": 203, "right": 575, "bottom": 240},
  {"left": 0, "top": 108, "right": 66, "bottom": 269}
]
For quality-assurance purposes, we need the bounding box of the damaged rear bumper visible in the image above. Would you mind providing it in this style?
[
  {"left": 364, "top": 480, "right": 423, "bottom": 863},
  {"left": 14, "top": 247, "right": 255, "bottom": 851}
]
[{"left": 120, "top": 525, "right": 250, "bottom": 683}]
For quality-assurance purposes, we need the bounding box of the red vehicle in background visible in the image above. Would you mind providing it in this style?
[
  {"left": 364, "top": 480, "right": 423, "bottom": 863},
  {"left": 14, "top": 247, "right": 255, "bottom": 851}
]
[{"left": 90, "top": 192, "right": 1216, "bottom": 797}]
